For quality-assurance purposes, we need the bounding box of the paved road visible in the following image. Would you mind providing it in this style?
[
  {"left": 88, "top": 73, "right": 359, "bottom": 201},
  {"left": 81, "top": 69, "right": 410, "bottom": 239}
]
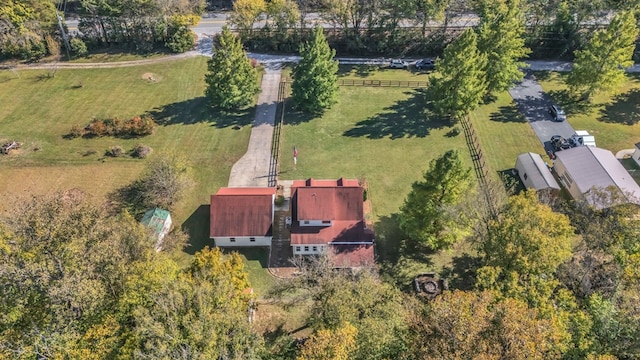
[
  {"left": 508, "top": 71, "right": 576, "bottom": 156},
  {"left": 227, "top": 67, "right": 281, "bottom": 187}
]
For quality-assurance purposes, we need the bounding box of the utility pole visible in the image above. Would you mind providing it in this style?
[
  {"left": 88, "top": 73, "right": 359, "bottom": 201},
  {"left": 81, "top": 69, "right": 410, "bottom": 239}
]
[{"left": 56, "top": 5, "right": 71, "bottom": 60}]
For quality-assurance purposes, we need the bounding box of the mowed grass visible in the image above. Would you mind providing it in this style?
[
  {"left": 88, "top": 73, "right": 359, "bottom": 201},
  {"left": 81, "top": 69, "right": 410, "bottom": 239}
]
[
  {"left": 0, "top": 56, "right": 253, "bottom": 254},
  {"left": 280, "top": 66, "right": 549, "bottom": 288},
  {"left": 536, "top": 72, "right": 640, "bottom": 153},
  {"left": 471, "top": 91, "right": 548, "bottom": 173}
]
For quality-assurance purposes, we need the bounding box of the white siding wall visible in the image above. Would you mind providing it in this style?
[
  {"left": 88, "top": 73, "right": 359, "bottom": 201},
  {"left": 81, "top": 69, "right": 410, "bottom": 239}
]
[
  {"left": 159, "top": 215, "right": 172, "bottom": 241},
  {"left": 214, "top": 236, "right": 272, "bottom": 247},
  {"left": 292, "top": 244, "right": 327, "bottom": 255},
  {"left": 633, "top": 148, "right": 640, "bottom": 167},
  {"left": 555, "top": 160, "right": 584, "bottom": 201},
  {"left": 298, "top": 220, "right": 332, "bottom": 227}
]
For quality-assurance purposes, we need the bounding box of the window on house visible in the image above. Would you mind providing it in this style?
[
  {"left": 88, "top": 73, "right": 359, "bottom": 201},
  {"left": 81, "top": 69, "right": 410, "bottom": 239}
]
[
  {"left": 250, "top": 237, "right": 256, "bottom": 242},
  {"left": 230, "top": 238, "right": 236, "bottom": 242},
  {"left": 303, "top": 220, "right": 310, "bottom": 224},
  {"left": 523, "top": 173, "right": 528, "bottom": 180},
  {"left": 296, "top": 246, "right": 301, "bottom": 252},
  {"left": 312, "top": 246, "right": 318, "bottom": 252},
  {"left": 304, "top": 246, "right": 309, "bottom": 251},
  {"left": 322, "top": 220, "right": 331, "bottom": 224},
  {"left": 565, "top": 172, "right": 574, "bottom": 185}
]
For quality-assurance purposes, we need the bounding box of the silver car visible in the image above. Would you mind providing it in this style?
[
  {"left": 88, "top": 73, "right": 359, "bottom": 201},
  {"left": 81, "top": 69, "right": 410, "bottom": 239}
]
[{"left": 388, "top": 59, "right": 408, "bottom": 69}]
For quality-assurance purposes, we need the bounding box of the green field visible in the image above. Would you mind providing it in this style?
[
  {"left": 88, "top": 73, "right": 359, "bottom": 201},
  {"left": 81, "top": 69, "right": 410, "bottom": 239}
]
[
  {"left": 280, "top": 66, "right": 544, "bottom": 286},
  {"left": 536, "top": 72, "right": 640, "bottom": 153},
  {"left": 0, "top": 56, "right": 252, "bottom": 252}
]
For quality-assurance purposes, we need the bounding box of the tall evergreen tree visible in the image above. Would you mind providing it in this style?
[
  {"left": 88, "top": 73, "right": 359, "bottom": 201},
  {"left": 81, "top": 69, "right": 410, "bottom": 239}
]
[
  {"left": 291, "top": 26, "right": 339, "bottom": 114},
  {"left": 477, "top": 0, "right": 530, "bottom": 96},
  {"left": 429, "top": 29, "right": 487, "bottom": 120},
  {"left": 567, "top": 11, "right": 638, "bottom": 100},
  {"left": 399, "top": 150, "right": 473, "bottom": 250},
  {"left": 205, "top": 26, "right": 259, "bottom": 110}
]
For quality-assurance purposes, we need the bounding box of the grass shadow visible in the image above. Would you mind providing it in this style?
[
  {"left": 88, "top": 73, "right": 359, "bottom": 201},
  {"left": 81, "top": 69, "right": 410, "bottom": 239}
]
[
  {"left": 146, "top": 97, "right": 254, "bottom": 128},
  {"left": 338, "top": 64, "right": 378, "bottom": 77},
  {"left": 498, "top": 168, "right": 526, "bottom": 195},
  {"left": 343, "top": 89, "right": 452, "bottom": 139},
  {"left": 181, "top": 204, "right": 211, "bottom": 255},
  {"left": 490, "top": 105, "right": 527, "bottom": 123},
  {"left": 532, "top": 70, "right": 553, "bottom": 82},
  {"left": 375, "top": 214, "right": 436, "bottom": 291},
  {"left": 598, "top": 89, "right": 640, "bottom": 125},
  {"left": 222, "top": 247, "right": 269, "bottom": 268},
  {"left": 439, "top": 254, "right": 482, "bottom": 290},
  {"left": 547, "top": 89, "right": 594, "bottom": 115}
]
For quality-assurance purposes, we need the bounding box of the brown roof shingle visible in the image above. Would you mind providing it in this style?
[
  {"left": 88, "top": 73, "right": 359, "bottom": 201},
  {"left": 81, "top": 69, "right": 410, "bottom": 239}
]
[{"left": 209, "top": 187, "right": 275, "bottom": 238}]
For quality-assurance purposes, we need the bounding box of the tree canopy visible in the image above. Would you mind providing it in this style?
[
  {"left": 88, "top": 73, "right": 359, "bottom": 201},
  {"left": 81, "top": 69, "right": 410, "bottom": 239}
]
[
  {"left": 566, "top": 11, "right": 638, "bottom": 100},
  {"left": 205, "top": 26, "right": 260, "bottom": 110},
  {"left": 291, "top": 26, "right": 339, "bottom": 114},
  {"left": 399, "top": 150, "right": 473, "bottom": 250},
  {"left": 429, "top": 29, "right": 487, "bottom": 120}
]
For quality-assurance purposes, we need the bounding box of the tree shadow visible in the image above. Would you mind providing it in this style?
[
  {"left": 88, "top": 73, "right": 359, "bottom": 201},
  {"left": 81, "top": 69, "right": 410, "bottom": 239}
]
[
  {"left": 343, "top": 89, "right": 452, "bottom": 139},
  {"left": 532, "top": 70, "right": 553, "bottom": 82},
  {"left": 181, "top": 204, "right": 211, "bottom": 255},
  {"left": 547, "top": 89, "right": 594, "bottom": 115},
  {"left": 490, "top": 105, "right": 527, "bottom": 123},
  {"left": 375, "top": 213, "right": 436, "bottom": 291},
  {"left": 598, "top": 89, "right": 640, "bottom": 125},
  {"left": 283, "top": 108, "right": 320, "bottom": 125},
  {"left": 497, "top": 168, "right": 526, "bottom": 195},
  {"left": 146, "top": 97, "right": 254, "bottom": 128},
  {"left": 105, "top": 180, "right": 147, "bottom": 220},
  {"left": 337, "top": 64, "right": 378, "bottom": 77},
  {"left": 439, "top": 254, "right": 482, "bottom": 291}
]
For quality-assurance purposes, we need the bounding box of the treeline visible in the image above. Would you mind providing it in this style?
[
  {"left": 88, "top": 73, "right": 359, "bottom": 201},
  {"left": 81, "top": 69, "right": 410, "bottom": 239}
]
[
  {"left": 0, "top": 0, "right": 205, "bottom": 61},
  {"left": 230, "top": 0, "right": 640, "bottom": 59}
]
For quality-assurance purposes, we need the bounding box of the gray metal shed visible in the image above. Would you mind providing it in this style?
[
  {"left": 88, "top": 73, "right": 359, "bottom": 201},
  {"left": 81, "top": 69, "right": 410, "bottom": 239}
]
[{"left": 515, "top": 152, "right": 560, "bottom": 191}]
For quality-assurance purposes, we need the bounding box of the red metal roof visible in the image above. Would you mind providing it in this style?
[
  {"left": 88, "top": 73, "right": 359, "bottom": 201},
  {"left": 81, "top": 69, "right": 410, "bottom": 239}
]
[
  {"left": 291, "top": 178, "right": 360, "bottom": 188},
  {"left": 295, "top": 187, "right": 363, "bottom": 220},
  {"left": 216, "top": 187, "right": 276, "bottom": 196},
  {"left": 209, "top": 188, "right": 274, "bottom": 238},
  {"left": 290, "top": 220, "right": 374, "bottom": 245},
  {"left": 331, "top": 244, "right": 375, "bottom": 268}
]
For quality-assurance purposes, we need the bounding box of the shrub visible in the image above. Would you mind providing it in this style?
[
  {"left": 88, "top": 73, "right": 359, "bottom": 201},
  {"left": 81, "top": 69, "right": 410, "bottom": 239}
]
[
  {"left": 83, "top": 116, "right": 157, "bottom": 138},
  {"left": 106, "top": 146, "right": 124, "bottom": 157},
  {"left": 275, "top": 195, "right": 285, "bottom": 206},
  {"left": 132, "top": 144, "right": 152, "bottom": 159},
  {"left": 70, "top": 38, "right": 88, "bottom": 57},
  {"left": 68, "top": 125, "right": 84, "bottom": 138}
]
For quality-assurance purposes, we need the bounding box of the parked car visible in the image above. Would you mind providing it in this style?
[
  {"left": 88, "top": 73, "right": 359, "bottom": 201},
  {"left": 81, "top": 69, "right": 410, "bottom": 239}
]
[
  {"left": 415, "top": 58, "right": 436, "bottom": 70},
  {"left": 548, "top": 104, "right": 567, "bottom": 122},
  {"left": 550, "top": 135, "right": 572, "bottom": 151},
  {"left": 569, "top": 130, "right": 596, "bottom": 148},
  {"left": 388, "top": 59, "right": 409, "bottom": 69}
]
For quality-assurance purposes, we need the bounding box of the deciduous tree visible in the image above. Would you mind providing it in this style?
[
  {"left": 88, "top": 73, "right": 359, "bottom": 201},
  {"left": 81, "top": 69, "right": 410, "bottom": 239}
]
[
  {"left": 297, "top": 322, "right": 358, "bottom": 360},
  {"left": 567, "top": 11, "right": 638, "bottom": 100},
  {"left": 229, "top": 0, "right": 266, "bottom": 34},
  {"left": 399, "top": 150, "right": 473, "bottom": 250},
  {"left": 477, "top": 191, "right": 574, "bottom": 309},
  {"left": 291, "top": 26, "right": 339, "bottom": 114},
  {"left": 429, "top": 29, "right": 487, "bottom": 120},
  {"left": 477, "top": 0, "right": 530, "bottom": 96},
  {"left": 205, "top": 26, "right": 260, "bottom": 110}
]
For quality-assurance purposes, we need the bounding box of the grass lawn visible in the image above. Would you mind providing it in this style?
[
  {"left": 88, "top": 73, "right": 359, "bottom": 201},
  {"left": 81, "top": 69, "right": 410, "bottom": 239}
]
[
  {"left": 536, "top": 72, "right": 640, "bottom": 153},
  {"left": 0, "top": 56, "right": 258, "bottom": 265},
  {"left": 471, "top": 91, "right": 548, "bottom": 173},
  {"left": 279, "top": 66, "right": 543, "bottom": 288}
]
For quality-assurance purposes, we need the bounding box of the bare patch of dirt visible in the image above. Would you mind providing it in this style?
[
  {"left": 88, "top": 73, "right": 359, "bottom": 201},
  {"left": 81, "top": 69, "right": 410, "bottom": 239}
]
[{"left": 141, "top": 72, "right": 161, "bottom": 82}]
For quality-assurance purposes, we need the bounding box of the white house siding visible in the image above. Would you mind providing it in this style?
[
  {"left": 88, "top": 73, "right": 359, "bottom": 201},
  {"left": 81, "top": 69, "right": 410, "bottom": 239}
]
[
  {"left": 299, "top": 220, "right": 332, "bottom": 227},
  {"left": 159, "top": 214, "right": 172, "bottom": 241},
  {"left": 214, "top": 236, "right": 272, "bottom": 247},
  {"left": 633, "top": 148, "right": 640, "bottom": 167},
  {"left": 554, "top": 160, "right": 584, "bottom": 201},
  {"left": 292, "top": 244, "right": 327, "bottom": 255}
]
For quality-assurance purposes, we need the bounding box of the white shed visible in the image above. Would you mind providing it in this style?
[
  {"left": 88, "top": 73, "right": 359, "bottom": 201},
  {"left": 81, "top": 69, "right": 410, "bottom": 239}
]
[{"left": 515, "top": 153, "right": 560, "bottom": 192}]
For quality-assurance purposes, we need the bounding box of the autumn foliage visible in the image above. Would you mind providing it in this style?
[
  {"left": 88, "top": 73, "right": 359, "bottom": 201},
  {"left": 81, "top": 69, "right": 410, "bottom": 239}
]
[{"left": 71, "top": 115, "right": 157, "bottom": 138}]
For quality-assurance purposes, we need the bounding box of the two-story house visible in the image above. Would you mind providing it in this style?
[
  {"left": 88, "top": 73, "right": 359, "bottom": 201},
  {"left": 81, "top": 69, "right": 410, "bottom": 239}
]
[{"left": 289, "top": 178, "right": 375, "bottom": 268}]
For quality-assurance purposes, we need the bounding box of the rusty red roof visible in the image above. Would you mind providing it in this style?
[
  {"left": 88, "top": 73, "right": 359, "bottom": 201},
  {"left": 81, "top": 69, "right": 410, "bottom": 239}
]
[
  {"left": 295, "top": 187, "right": 363, "bottom": 220},
  {"left": 292, "top": 178, "right": 360, "bottom": 188},
  {"left": 290, "top": 220, "right": 374, "bottom": 245},
  {"left": 210, "top": 188, "right": 274, "bottom": 238},
  {"left": 331, "top": 244, "right": 375, "bottom": 268}
]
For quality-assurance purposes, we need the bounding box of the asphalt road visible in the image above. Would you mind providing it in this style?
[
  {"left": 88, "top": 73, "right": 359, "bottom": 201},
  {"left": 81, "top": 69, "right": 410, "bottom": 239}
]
[{"left": 508, "top": 71, "right": 576, "bottom": 155}]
